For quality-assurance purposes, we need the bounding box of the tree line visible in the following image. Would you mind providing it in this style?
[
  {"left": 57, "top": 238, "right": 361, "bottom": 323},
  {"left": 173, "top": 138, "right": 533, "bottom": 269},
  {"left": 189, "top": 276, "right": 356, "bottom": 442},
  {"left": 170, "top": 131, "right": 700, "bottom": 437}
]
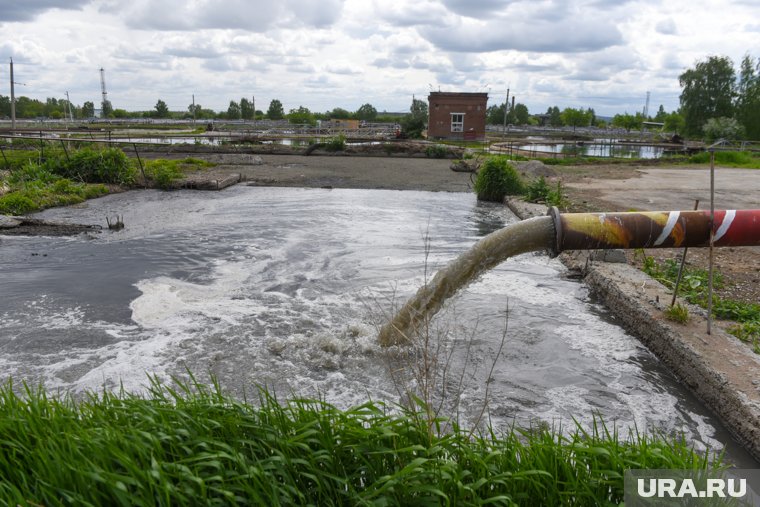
[
  {"left": 3, "top": 52, "right": 758, "bottom": 141},
  {"left": 0, "top": 95, "right": 390, "bottom": 124}
]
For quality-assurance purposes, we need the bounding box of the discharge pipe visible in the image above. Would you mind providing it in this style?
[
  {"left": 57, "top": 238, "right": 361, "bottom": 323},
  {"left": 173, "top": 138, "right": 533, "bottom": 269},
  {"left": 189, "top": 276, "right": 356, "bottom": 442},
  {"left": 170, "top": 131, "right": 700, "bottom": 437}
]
[{"left": 378, "top": 208, "right": 760, "bottom": 347}]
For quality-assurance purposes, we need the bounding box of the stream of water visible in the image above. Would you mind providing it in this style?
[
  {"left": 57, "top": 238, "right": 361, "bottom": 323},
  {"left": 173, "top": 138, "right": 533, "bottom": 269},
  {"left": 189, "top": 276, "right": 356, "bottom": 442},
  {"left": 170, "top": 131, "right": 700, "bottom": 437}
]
[{"left": 0, "top": 186, "right": 753, "bottom": 464}]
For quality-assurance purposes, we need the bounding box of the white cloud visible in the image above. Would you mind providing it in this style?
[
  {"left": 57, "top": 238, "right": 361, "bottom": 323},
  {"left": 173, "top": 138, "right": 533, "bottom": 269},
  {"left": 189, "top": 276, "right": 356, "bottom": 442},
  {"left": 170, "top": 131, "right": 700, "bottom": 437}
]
[{"left": 0, "top": 0, "right": 756, "bottom": 116}]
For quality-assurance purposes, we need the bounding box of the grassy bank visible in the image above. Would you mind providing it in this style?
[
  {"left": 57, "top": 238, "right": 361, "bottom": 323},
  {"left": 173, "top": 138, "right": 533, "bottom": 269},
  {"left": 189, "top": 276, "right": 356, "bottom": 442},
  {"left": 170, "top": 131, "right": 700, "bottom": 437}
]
[
  {"left": 640, "top": 254, "right": 760, "bottom": 352},
  {"left": 0, "top": 145, "right": 215, "bottom": 215},
  {"left": 0, "top": 377, "right": 717, "bottom": 505}
]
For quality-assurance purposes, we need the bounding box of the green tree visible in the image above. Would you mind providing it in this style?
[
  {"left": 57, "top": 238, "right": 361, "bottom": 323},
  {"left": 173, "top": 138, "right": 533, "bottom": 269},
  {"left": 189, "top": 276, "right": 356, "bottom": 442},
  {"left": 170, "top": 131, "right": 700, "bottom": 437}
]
[
  {"left": 287, "top": 106, "right": 315, "bottom": 125},
  {"left": 654, "top": 105, "right": 667, "bottom": 122},
  {"left": 81, "top": 101, "right": 95, "bottom": 118},
  {"left": 328, "top": 107, "right": 351, "bottom": 119},
  {"left": 486, "top": 103, "right": 505, "bottom": 125},
  {"left": 612, "top": 112, "right": 642, "bottom": 132},
  {"left": 546, "top": 106, "right": 562, "bottom": 127},
  {"left": 188, "top": 102, "right": 202, "bottom": 119},
  {"left": 112, "top": 109, "right": 129, "bottom": 118},
  {"left": 560, "top": 107, "right": 591, "bottom": 131},
  {"left": 399, "top": 98, "right": 428, "bottom": 138},
  {"left": 240, "top": 98, "right": 254, "bottom": 120},
  {"left": 0, "top": 95, "right": 10, "bottom": 117},
  {"left": 679, "top": 55, "right": 736, "bottom": 137},
  {"left": 736, "top": 54, "right": 760, "bottom": 139},
  {"left": 267, "top": 99, "right": 284, "bottom": 120},
  {"left": 227, "top": 100, "right": 242, "bottom": 120},
  {"left": 154, "top": 99, "right": 170, "bottom": 118},
  {"left": 663, "top": 112, "right": 685, "bottom": 134},
  {"left": 355, "top": 103, "right": 377, "bottom": 121},
  {"left": 513, "top": 103, "right": 530, "bottom": 125},
  {"left": 101, "top": 99, "right": 113, "bottom": 118},
  {"left": 703, "top": 117, "right": 745, "bottom": 141}
]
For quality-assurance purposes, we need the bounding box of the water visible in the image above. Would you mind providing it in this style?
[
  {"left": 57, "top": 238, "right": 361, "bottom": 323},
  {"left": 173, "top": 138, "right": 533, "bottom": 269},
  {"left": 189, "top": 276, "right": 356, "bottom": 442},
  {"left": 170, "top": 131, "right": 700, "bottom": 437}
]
[
  {"left": 515, "top": 141, "right": 669, "bottom": 159},
  {"left": 0, "top": 186, "right": 752, "bottom": 464}
]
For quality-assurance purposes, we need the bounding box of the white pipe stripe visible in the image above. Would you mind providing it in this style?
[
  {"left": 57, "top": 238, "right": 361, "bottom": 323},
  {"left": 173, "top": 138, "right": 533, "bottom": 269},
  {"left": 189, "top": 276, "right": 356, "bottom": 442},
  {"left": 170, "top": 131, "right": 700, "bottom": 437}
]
[
  {"left": 654, "top": 211, "right": 680, "bottom": 246},
  {"left": 713, "top": 209, "right": 736, "bottom": 243}
]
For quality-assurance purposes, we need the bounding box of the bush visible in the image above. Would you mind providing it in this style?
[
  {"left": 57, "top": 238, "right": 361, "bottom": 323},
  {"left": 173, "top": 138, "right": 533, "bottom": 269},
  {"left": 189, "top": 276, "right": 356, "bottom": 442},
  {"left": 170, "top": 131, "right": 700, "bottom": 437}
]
[
  {"left": 324, "top": 134, "right": 347, "bottom": 152},
  {"left": 144, "top": 160, "right": 184, "bottom": 190},
  {"left": 56, "top": 147, "right": 136, "bottom": 185},
  {"left": 0, "top": 193, "right": 37, "bottom": 215},
  {"left": 425, "top": 144, "right": 448, "bottom": 158},
  {"left": 473, "top": 156, "right": 524, "bottom": 202}
]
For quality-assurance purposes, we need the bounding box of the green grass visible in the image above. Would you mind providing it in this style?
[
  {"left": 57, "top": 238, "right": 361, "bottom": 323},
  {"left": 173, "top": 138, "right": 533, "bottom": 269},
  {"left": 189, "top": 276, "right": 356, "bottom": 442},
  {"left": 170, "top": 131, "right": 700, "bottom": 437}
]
[
  {"left": 0, "top": 376, "right": 718, "bottom": 506},
  {"left": 0, "top": 162, "right": 109, "bottom": 215},
  {"left": 143, "top": 158, "right": 215, "bottom": 190},
  {"left": 687, "top": 151, "right": 760, "bottom": 168},
  {"left": 664, "top": 303, "right": 690, "bottom": 323},
  {"left": 640, "top": 255, "right": 760, "bottom": 351},
  {"left": 0, "top": 150, "right": 218, "bottom": 214}
]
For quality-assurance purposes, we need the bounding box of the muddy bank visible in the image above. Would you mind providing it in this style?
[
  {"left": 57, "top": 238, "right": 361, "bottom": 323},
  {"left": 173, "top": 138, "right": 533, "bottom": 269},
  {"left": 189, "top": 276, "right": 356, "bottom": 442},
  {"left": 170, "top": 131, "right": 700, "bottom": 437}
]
[
  {"left": 507, "top": 198, "right": 760, "bottom": 462},
  {"left": 0, "top": 216, "right": 101, "bottom": 236}
]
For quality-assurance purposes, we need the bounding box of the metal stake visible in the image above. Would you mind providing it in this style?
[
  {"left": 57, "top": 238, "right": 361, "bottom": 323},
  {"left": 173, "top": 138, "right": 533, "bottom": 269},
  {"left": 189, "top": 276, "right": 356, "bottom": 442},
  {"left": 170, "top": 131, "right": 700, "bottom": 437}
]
[{"left": 671, "top": 199, "right": 700, "bottom": 307}]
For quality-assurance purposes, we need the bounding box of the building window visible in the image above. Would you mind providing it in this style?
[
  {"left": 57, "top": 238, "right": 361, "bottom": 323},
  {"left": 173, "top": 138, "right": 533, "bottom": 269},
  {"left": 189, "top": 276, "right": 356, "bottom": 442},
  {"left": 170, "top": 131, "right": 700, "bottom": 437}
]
[{"left": 451, "top": 113, "right": 464, "bottom": 132}]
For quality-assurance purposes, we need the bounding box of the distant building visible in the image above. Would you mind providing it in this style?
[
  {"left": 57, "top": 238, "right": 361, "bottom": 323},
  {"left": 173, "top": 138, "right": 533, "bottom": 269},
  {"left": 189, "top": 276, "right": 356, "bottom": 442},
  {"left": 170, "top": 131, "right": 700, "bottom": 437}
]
[{"left": 427, "top": 92, "right": 488, "bottom": 140}]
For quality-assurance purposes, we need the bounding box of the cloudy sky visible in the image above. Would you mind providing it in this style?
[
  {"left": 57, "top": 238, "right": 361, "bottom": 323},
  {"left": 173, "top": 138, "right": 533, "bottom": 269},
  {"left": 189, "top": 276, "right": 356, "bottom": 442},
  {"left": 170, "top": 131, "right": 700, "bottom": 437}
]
[{"left": 1, "top": 0, "right": 757, "bottom": 117}]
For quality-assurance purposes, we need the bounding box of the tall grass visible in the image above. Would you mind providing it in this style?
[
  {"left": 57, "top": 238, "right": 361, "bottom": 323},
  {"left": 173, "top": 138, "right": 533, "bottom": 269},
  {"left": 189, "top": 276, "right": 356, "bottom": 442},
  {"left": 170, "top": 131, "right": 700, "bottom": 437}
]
[
  {"left": 0, "top": 376, "right": 718, "bottom": 505},
  {"left": 688, "top": 151, "right": 760, "bottom": 168}
]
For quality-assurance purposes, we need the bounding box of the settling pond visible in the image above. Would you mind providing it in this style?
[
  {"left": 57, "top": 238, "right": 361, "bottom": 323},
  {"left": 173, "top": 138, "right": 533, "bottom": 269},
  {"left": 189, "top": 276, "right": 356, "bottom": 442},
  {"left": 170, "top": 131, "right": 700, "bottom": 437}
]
[{"left": 0, "top": 186, "right": 753, "bottom": 464}]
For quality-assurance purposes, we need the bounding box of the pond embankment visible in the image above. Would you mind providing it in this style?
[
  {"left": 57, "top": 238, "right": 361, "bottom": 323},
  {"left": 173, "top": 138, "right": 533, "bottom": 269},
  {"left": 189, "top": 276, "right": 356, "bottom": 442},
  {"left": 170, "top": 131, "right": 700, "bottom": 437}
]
[{"left": 507, "top": 198, "right": 760, "bottom": 462}]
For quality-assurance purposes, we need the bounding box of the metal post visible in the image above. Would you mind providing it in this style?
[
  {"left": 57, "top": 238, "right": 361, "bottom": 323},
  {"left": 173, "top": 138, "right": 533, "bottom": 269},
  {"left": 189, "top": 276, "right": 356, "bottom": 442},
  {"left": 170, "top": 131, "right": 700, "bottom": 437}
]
[
  {"left": 10, "top": 58, "right": 16, "bottom": 132},
  {"left": 671, "top": 199, "right": 700, "bottom": 307},
  {"left": 707, "top": 149, "right": 716, "bottom": 335}
]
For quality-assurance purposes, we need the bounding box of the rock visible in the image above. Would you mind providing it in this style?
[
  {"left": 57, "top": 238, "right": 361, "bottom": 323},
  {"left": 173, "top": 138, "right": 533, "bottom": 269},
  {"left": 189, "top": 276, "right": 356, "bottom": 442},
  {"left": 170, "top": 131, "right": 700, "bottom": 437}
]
[{"left": 513, "top": 160, "right": 557, "bottom": 179}]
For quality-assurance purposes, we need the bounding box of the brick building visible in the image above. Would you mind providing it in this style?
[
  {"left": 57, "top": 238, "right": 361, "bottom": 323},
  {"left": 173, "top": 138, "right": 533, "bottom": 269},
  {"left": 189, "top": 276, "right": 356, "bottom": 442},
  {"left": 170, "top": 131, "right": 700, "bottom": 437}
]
[{"left": 427, "top": 92, "right": 488, "bottom": 140}]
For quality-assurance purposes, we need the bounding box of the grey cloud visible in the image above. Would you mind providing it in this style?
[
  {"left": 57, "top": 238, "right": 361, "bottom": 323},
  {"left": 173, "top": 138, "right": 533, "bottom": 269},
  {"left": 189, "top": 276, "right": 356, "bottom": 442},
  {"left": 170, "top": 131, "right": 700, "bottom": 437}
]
[
  {"left": 0, "top": 0, "right": 89, "bottom": 22},
  {"left": 121, "top": 0, "right": 345, "bottom": 32},
  {"left": 655, "top": 19, "right": 677, "bottom": 35},
  {"left": 438, "top": 0, "right": 512, "bottom": 17},
  {"left": 421, "top": 17, "right": 623, "bottom": 53}
]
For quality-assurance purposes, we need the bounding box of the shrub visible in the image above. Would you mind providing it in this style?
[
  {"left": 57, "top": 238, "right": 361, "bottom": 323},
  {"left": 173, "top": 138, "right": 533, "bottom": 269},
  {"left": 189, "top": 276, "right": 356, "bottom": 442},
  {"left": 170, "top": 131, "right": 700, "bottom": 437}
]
[
  {"left": 0, "top": 193, "right": 37, "bottom": 215},
  {"left": 144, "top": 160, "right": 184, "bottom": 190},
  {"left": 425, "top": 144, "right": 448, "bottom": 158},
  {"left": 524, "top": 176, "right": 551, "bottom": 202},
  {"left": 56, "top": 148, "right": 136, "bottom": 185},
  {"left": 324, "top": 134, "right": 346, "bottom": 152},
  {"left": 473, "top": 156, "right": 524, "bottom": 202}
]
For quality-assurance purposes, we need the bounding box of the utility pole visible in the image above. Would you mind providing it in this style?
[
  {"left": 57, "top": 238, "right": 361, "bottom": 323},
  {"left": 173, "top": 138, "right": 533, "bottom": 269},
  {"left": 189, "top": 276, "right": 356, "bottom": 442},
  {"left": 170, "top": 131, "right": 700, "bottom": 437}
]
[
  {"left": 10, "top": 58, "right": 16, "bottom": 131},
  {"left": 252, "top": 95, "right": 255, "bottom": 125},
  {"left": 192, "top": 94, "right": 196, "bottom": 124},
  {"left": 501, "top": 88, "right": 510, "bottom": 141}
]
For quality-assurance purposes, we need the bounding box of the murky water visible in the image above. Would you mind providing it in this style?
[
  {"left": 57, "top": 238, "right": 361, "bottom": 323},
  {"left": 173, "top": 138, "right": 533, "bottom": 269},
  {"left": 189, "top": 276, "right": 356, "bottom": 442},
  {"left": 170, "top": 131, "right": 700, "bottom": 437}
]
[{"left": 0, "top": 186, "right": 753, "bottom": 464}]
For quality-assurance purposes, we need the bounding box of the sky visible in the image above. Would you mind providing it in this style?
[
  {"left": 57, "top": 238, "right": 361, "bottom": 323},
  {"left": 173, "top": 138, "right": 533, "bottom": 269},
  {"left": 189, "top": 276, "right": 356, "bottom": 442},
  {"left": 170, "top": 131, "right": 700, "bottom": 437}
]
[{"left": 0, "top": 0, "right": 757, "bottom": 117}]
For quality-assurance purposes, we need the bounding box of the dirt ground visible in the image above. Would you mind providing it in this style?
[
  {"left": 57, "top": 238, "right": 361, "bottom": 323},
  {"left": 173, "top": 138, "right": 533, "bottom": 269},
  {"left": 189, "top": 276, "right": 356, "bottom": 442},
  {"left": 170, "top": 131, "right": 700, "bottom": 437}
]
[{"left": 555, "top": 163, "right": 760, "bottom": 308}]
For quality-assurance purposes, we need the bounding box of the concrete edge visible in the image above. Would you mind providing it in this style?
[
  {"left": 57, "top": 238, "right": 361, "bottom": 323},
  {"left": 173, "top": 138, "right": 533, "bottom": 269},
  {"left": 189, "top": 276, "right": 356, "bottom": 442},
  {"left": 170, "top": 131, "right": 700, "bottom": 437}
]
[{"left": 505, "top": 197, "right": 760, "bottom": 462}]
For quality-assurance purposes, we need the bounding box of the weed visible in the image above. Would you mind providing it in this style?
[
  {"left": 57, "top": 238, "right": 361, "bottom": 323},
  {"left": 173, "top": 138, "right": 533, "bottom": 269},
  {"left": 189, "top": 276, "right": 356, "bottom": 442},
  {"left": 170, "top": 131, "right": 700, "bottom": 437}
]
[
  {"left": 640, "top": 255, "right": 760, "bottom": 350},
  {"left": 688, "top": 151, "right": 760, "bottom": 168},
  {"left": 665, "top": 303, "right": 689, "bottom": 323},
  {"left": 324, "top": 134, "right": 347, "bottom": 152},
  {"left": 424, "top": 144, "right": 449, "bottom": 158}
]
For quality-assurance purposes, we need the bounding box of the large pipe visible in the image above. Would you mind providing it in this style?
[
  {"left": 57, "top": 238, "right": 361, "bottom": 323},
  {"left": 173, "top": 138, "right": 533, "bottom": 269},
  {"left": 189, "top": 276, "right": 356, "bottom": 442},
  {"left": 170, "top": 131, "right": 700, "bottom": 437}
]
[
  {"left": 549, "top": 208, "right": 760, "bottom": 254},
  {"left": 379, "top": 209, "right": 760, "bottom": 347}
]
